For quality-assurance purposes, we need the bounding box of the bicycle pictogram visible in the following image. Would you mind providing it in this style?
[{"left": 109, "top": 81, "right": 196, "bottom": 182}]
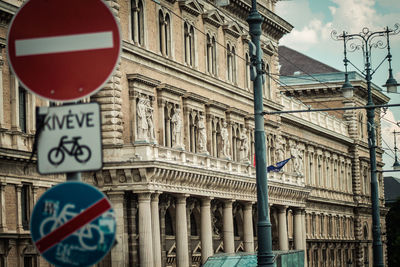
[
  {"left": 39, "top": 203, "right": 105, "bottom": 251},
  {"left": 48, "top": 135, "right": 91, "bottom": 166}
]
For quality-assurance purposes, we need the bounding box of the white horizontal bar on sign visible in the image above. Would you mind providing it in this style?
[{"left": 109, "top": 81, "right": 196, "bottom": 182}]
[{"left": 15, "top": 31, "right": 114, "bottom": 56}]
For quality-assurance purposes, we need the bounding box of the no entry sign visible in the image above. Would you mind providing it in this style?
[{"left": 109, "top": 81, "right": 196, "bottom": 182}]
[
  {"left": 7, "top": 0, "right": 121, "bottom": 102},
  {"left": 30, "top": 182, "right": 116, "bottom": 267}
]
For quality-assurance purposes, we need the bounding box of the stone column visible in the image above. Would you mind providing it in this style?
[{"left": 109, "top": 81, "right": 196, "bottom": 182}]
[
  {"left": 16, "top": 185, "right": 23, "bottom": 232},
  {"left": 302, "top": 210, "right": 308, "bottom": 267},
  {"left": 151, "top": 193, "right": 162, "bottom": 267},
  {"left": 138, "top": 193, "right": 154, "bottom": 267},
  {"left": 278, "top": 205, "right": 289, "bottom": 250},
  {"left": 32, "top": 186, "right": 39, "bottom": 205},
  {"left": 109, "top": 191, "right": 127, "bottom": 267},
  {"left": 294, "top": 208, "right": 303, "bottom": 250},
  {"left": 0, "top": 183, "right": 7, "bottom": 231},
  {"left": 243, "top": 202, "right": 254, "bottom": 252},
  {"left": 302, "top": 211, "right": 307, "bottom": 249},
  {"left": 176, "top": 195, "right": 189, "bottom": 267},
  {"left": 223, "top": 200, "right": 235, "bottom": 253},
  {"left": 200, "top": 197, "right": 213, "bottom": 264}
]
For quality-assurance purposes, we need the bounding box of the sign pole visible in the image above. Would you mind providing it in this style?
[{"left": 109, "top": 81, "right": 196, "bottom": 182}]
[{"left": 66, "top": 172, "right": 81, "bottom": 182}]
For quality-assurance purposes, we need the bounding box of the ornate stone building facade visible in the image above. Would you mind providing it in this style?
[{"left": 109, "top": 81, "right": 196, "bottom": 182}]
[{"left": 0, "top": 1, "right": 387, "bottom": 267}]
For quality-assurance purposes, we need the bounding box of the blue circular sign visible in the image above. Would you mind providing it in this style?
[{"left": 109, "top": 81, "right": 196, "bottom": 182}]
[{"left": 30, "top": 182, "right": 116, "bottom": 267}]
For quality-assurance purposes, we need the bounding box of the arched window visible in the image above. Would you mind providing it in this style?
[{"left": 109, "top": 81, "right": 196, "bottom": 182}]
[
  {"left": 245, "top": 53, "right": 250, "bottom": 90},
  {"left": 206, "top": 34, "right": 211, "bottom": 73},
  {"left": 211, "top": 36, "right": 216, "bottom": 75},
  {"left": 18, "top": 86, "right": 27, "bottom": 133},
  {"left": 165, "top": 14, "right": 170, "bottom": 56},
  {"left": 158, "top": 11, "right": 164, "bottom": 54},
  {"left": 232, "top": 47, "right": 237, "bottom": 84},
  {"left": 226, "top": 43, "right": 236, "bottom": 83},
  {"left": 158, "top": 11, "right": 171, "bottom": 56},
  {"left": 206, "top": 34, "right": 217, "bottom": 75},
  {"left": 226, "top": 44, "right": 231, "bottom": 81},
  {"left": 131, "top": 0, "right": 144, "bottom": 45},
  {"left": 184, "top": 22, "right": 195, "bottom": 66}
]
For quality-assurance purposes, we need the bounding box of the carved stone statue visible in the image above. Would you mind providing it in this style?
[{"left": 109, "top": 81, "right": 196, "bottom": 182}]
[
  {"left": 290, "top": 143, "right": 303, "bottom": 176},
  {"left": 137, "top": 95, "right": 148, "bottom": 141},
  {"left": 171, "top": 106, "right": 183, "bottom": 149},
  {"left": 198, "top": 115, "right": 208, "bottom": 153},
  {"left": 275, "top": 135, "right": 285, "bottom": 162},
  {"left": 240, "top": 128, "right": 250, "bottom": 163},
  {"left": 146, "top": 101, "right": 155, "bottom": 142},
  {"left": 220, "top": 121, "right": 230, "bottom": 158}
]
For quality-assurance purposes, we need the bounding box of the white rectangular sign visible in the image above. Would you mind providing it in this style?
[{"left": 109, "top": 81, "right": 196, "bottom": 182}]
[{"left": 37, "top": 103, "right": 102, "bottom": 174}]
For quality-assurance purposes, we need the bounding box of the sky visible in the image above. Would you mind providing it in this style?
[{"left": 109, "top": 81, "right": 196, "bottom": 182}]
[{"left": 276, "top": 0, "right": 400, "bottom": 175}]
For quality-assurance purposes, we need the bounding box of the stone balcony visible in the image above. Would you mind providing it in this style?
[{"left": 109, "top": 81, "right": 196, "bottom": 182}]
[
  {"left": 105, "top": 142, "right": 306, "bottom": 190},
  {"left": 280, "top": 95, "right": 349, "bottom": 137}
]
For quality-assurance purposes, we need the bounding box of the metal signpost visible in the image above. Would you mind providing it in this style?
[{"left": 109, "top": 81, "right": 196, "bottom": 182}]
[
  {"left": 30, "top": 182, "right": 116, "bottom": 267},
  {"left": 6, "top": 0, "right": 121, "bottom": 265}
]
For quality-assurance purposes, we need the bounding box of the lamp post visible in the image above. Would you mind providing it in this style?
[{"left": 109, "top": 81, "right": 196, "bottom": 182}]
[
  {"left": 247, "top": 0, "right": 274, "bottom": 266},
  {"left": 393, "top": 131, "right": 400, "bottom": 170},
  {"left": 333, "top": 24, "right": 400, "bottom": 267}
]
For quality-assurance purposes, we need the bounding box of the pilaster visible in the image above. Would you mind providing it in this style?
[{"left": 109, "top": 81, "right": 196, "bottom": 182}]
[
  {"left": 243, "top": 202, "right": 254, "bottom": 252},
  {"left": 222, "top": 200, "right": 235, "bottom": 253},
  {"left": 175, "top": 194, "right": 189, "bottom": 267},
  {"left": 138, "top": 192, "right": 154, "bottom": 267},
  {"left": 15, "top": 185, "right": 23, "bottom": 232},
  {"left": 108, "top": 191, "right": 127, "bottom": 267},
  {"left": 293, "top": 208, "right": 303, "bottom": 250},
  {"left": 277, "top": 205, "right": 288, "bottom": 251},
  {"left": 0, "top": 183, "right": 7, "bottom": 231},
  {"left": 200, "top": 197, "right": 213, "bottom": 264},
  {"left": 151, "top": 193, "right": 162, "bottom": 267}
]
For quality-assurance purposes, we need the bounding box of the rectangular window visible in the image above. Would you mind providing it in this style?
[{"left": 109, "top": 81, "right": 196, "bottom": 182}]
[
  {"left": 21, "top": 184, "right": 31, "bottom": 230},
  {"left": 18, "top": 86, "right": 27, "bottom": 133}
]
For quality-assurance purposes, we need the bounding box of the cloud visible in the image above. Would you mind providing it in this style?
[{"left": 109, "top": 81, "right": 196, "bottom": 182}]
[
  {"left": 378, "top": 0, "right": 400, "bottom": 9},
  {"left": 396, "top": 72, "right": 400, "bottom": 81},
  {"left": 279, "top": 19, "right": 322, "bottom": 49}
]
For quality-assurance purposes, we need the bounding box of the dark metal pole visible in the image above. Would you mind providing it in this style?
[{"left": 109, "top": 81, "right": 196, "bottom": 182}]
[
  {"left": 364, "top": 41, "right": 384, "bottom": 267},
  {"left": 66, "top": 172, "right": 81, "bottom": 181},
  {"left": 247, "top": 1, "right": 274, "bottom": 266}
]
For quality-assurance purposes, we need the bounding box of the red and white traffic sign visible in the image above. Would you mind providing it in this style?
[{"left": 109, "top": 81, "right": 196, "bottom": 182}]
[{"left": 7, "top": 0, "right": 121, "bottom": 102}]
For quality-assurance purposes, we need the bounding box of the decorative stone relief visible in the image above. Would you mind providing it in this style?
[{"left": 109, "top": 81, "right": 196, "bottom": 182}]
[
  {"left": 220, "top": 121, "right": 231, "bottom": 159},
  {"left": 275, "top": 135, "right": 285, "bottom": 163},
  {"left": 240, "top": 128, "right": 250, "bottom": 163},
  {"left": 136, "top": 94, "right": 156, "bottom": 143},
  {"left": 290, "top": 141, "right": 304, "bottom": 177},
  {"left": 197, "top": 115, "right": 208, "bottom": 154},
  {"left": 171, "top": 106, "right": 184, "bottom": 149}
]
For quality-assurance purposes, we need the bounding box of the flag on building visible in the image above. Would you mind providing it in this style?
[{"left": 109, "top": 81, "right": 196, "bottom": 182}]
[{"left": 267, "top": 157, "right": 292, "bottom": 173}]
